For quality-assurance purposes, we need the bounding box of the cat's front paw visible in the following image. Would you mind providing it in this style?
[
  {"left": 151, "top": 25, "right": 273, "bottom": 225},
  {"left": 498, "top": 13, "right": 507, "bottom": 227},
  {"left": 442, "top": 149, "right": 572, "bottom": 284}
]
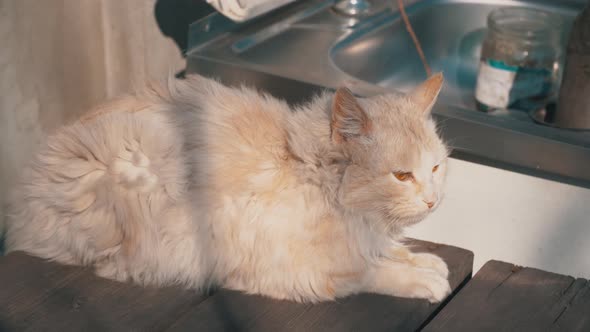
[
  {"left": 410, "top": 253, "right": 449, "bottom": 279},
  {"left": 409, "top": 270, "right": 451, "bottom": 303}
]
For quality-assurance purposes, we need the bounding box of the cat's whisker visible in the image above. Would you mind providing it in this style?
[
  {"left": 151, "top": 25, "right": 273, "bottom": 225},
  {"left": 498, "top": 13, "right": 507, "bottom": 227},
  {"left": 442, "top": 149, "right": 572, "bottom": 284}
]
[{"left": 433, "top": 117, "right": 453, "bottom": 129}]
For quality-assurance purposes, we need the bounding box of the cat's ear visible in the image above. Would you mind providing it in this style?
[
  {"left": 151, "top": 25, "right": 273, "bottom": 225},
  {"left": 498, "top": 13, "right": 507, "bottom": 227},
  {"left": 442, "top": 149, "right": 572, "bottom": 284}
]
[
  {"left": 409, "top": 73, "right": 444, "bottom": 115},
  {"left": 331, "top": 87, "right": 372, "bottom": 144}
]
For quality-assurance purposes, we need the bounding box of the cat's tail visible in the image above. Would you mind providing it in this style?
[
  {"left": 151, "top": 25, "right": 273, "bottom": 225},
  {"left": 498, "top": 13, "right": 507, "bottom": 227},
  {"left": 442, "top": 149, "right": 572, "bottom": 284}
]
[{"left": 4, "top": 100, "right": 189, "bottom": 282}]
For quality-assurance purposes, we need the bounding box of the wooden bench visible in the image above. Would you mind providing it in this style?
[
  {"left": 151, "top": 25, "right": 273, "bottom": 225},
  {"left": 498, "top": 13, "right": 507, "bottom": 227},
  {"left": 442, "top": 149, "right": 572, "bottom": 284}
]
[
  {"left": 423, "top": 260, "right": 590, "bottom": 331},
  {"left": 0, "top": 240, "right": 472, "bottom": 332}
]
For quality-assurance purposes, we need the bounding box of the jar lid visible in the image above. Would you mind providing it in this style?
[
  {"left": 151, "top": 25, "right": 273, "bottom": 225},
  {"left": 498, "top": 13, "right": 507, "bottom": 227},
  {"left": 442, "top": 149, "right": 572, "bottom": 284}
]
[{"left": 488, "top": 7, "right": 563, "bottom": 41}]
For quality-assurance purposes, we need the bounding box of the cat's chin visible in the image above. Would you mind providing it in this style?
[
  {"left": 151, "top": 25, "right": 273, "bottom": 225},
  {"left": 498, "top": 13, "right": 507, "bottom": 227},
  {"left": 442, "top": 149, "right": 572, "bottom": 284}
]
[
  {"left": 392, "top": 211, "right": 431, "bottom": 229},
  {"left": 369, "top": 210, "right": 432, "bottom": 234}
]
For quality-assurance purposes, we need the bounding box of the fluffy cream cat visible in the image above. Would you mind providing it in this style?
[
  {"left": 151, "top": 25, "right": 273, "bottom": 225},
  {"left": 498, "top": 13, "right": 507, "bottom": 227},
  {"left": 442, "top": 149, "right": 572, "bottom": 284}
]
[{"left": 5, "top": 73, "right": 450, "bottom": 303}]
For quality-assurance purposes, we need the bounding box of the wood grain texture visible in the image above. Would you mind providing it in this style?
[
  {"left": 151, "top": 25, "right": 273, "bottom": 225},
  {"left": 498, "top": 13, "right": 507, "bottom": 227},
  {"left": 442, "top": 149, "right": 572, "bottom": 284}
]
[
  {"left": 424, "top": 260, "right": 590, "bottom": 332},
  {"left": 166, "top": 239, "right": 473, "bottom": 332},
  {"left": 0, "top": 252, "right": 208, "bottom": 332}
]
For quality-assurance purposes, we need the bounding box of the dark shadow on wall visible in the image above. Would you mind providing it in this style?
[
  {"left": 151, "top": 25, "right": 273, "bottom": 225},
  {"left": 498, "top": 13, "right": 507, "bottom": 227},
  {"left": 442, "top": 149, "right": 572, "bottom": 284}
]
[{"left": 154, "top": 0, "right": 216, "bottom": 78}]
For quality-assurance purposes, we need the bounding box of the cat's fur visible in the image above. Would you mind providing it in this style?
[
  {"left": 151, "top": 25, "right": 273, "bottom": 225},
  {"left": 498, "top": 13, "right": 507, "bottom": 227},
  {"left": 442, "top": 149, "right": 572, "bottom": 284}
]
[{"left": 5, "top": 73, "right": 450, "bottom": 303}]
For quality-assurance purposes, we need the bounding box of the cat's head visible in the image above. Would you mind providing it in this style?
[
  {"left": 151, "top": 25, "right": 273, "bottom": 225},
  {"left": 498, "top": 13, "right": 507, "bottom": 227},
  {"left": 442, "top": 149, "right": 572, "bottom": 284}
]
[{"left": 332, "top": 74, "right": 448, "bottom": 231}]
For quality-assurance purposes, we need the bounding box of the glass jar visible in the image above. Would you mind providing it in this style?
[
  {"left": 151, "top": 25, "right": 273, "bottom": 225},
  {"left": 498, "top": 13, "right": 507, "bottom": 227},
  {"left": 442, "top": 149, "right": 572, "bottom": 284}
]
[{"left": 474, "top": 7, "right": 565, "bottom": 112}]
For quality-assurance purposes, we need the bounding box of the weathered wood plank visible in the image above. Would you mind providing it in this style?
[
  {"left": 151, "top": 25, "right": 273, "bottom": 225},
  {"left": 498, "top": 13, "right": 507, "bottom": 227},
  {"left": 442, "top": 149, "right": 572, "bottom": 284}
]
[
  {"left": 166, "top": 239, "right": 473, "bottom": 332},
  {"left": 424, "top": 260, "right": 590, "bottom": 332},
  {"left": 0, "top": 252, "right": 208, "bottom": 332}
]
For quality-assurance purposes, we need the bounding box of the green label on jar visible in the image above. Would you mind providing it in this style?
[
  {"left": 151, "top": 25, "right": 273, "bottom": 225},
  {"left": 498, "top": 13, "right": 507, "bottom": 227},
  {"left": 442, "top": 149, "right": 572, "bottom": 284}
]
[{"left": 475, "top": 59, "right": 553, "bottom": 110}]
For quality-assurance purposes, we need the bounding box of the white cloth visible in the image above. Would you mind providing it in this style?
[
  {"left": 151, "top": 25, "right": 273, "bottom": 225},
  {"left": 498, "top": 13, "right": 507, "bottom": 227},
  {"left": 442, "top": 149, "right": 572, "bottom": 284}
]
[{"left": 207, "top": 0, "right": 298, "bottom": 22}]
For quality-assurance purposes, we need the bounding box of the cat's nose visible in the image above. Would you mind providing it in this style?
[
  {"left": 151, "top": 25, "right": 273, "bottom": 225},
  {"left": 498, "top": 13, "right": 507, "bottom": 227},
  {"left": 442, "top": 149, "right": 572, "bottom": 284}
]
[{"left": 423, "top": 200, "right": 435, "bottom": 209}]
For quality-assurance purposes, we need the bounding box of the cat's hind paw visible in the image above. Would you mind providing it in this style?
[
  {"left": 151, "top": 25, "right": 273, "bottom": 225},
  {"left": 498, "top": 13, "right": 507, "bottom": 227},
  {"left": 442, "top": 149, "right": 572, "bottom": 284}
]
[
  {"left": 110, "top": 146, "right": 158, "bottom": 192},
  {"left": 95, "top": 260, "right": 129, "bottom": 283}
]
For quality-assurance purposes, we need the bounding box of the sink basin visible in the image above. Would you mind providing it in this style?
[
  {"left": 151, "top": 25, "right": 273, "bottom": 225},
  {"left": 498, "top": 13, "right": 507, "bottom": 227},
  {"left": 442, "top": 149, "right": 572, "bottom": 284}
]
[{"left": 330, "top": 0, "right": 579, "bottom": 110}]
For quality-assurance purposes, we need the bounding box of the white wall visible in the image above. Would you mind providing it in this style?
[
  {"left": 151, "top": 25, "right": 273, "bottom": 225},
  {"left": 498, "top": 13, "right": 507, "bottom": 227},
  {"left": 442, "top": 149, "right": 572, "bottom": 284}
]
[{"left": 408, "top": 158, "right": 590, "bottom": 278}]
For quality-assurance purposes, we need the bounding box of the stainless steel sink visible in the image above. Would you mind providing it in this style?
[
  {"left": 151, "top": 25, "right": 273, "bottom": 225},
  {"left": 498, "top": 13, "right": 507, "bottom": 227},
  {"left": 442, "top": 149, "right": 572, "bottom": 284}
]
[
  {"left": 330, "top": 0, "right": 578, "bottom": 111},
  {"left": 186, "top": 0, "right": 590, "bottom": 186}
]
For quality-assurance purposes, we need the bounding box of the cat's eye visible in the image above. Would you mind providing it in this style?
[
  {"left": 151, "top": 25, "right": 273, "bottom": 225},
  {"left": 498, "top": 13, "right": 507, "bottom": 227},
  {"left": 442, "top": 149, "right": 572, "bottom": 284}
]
[
  {"left": 432, "top": 165, "right": 439, "bottom": 173},
  {"left": 393, "top": 172, "right": 413, "bottom": 182}
]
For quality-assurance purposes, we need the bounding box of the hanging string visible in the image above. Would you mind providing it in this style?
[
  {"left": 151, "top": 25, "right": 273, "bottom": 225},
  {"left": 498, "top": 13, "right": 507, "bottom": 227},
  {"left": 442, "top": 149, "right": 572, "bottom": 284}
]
[{"left": 397, "top": 0, "right": 432, "bottom": 77}]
